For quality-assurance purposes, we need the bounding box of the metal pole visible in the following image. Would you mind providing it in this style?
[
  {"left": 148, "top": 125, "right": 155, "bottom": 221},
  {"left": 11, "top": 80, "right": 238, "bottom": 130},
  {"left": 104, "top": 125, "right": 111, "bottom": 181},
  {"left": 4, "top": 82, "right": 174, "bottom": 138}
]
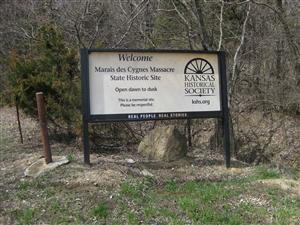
[
  {"left": 219, "top": 52, "right": 231, "bottom": 168},
  {"left": 223, "top": 114, "right": 231, "bottom": 168},
  {"left": 36, "top": 92, "right": 52, "bottom": 164},
  {"left": 80, "top": 48, "right": 91, "bottom": 165},
  {"left": 187, "top": 119, "right": 192, "bottom": 147},
  {"left": 82, "top": 118, "right": 90, "bottom": 164}
]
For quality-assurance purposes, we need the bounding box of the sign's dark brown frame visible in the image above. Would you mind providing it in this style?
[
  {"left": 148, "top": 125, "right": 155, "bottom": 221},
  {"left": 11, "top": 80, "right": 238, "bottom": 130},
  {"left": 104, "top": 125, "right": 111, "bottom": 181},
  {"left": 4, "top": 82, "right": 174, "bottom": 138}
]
[{"left": 80, "top": 49, "right": 231, "bottom": 167}]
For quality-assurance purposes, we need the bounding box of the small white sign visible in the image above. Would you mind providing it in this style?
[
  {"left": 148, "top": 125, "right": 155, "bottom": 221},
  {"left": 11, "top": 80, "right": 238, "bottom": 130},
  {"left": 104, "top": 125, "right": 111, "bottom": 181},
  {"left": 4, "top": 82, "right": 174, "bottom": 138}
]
[{"left": 88, "top": 51, "right": 221, "bottom": 116}]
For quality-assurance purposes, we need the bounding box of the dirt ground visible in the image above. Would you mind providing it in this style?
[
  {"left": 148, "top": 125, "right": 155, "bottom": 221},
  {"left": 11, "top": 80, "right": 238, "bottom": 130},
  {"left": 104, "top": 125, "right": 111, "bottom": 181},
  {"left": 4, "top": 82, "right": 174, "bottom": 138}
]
[
  {"left": 0, "top": 107, "right": 252, "bottom": 184},
  {"left": 1, "top": 106, "right": 299, "bottom": 224}
]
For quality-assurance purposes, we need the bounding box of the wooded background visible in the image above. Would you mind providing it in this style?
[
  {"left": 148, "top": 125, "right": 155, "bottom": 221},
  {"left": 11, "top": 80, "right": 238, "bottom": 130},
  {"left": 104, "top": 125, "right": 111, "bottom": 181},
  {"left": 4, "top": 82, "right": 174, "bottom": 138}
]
[{"left": 0, "top": 0, "right": 299, "bottom": 168}]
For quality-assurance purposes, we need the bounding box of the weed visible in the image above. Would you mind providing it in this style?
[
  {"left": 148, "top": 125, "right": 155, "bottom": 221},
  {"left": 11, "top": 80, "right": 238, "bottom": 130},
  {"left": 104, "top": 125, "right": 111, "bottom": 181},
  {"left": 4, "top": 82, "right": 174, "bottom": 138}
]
[
  {"left": 67, "top": 153, "right": 75, "bottom": 162},
  {"left": 17, "top": 181, "right": 31, "bottom": 200},
  {"left": 198, "top": 183, "right": 224, "bottom": 203},
  {"left": 255, "top": 165, "right": 280, "bottom": 179},
  {"left": 120, "top": 182, "right": 141, "bottom": 199},
  {"left": 50, "top": 199, "right": 63, "bottom": 212},
  {"left": 143, "top": 206, "right": 156, "bottom": 218},
  {"left": 16, "top": 190, "right": 27, "bottom": 200},
  {"left": 43, "top": 187, "right": 55, "bottom": 198},
  {"left": 19, "top": 180, "right": 31, "bottom": 190},
  {"left": 93, "top": 201, "right": 109, "bottom": 220},
  {"left": 288, "top": 168, "right": 300, "bottom": 179},
  {"left": 179, "top": 197, "right": 201, "bottom": 221},
  {"left": 159, "top": 207, "right": 178, "bottom": 220},
  {"left": 127, "top": 211, "right": 139, "bottom": 225},
  {"left": 15, "top": 208, "right": 35, "bottom": 225},
  {"left": 165, "top": 180, "right": 179, "bottom": 192},
  {"left": 182, "top": 180, "right": 198, "bottom": 193}
]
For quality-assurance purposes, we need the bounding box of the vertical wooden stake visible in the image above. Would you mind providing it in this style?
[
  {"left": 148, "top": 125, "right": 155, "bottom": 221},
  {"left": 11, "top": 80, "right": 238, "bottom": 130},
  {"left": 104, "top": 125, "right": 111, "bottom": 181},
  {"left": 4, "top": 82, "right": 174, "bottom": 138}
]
[
  {"left": 15, "top": 99, "right": 23, "bottom": 144},
  {"left": 36, "top": 92, "right": 52, "bottom": 164}
]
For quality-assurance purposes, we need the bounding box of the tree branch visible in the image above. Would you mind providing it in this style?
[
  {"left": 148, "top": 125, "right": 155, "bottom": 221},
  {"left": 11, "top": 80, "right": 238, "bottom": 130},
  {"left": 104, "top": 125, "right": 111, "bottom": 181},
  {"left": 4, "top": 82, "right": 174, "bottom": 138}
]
[
  {"left": 218, "top": 0, "right": 224, "bottom": 51},
  {"left": 88, "top": 10, "right": 105, "bottom": 48},
  {"left": 113, "top": 0, "right": 149, "bottom": 48},
  {"left": 229, "top": 1, "right": 251, "bottom": 103},
  {"left": 171, "top": 0, "right": 194, "bottom": 49}
]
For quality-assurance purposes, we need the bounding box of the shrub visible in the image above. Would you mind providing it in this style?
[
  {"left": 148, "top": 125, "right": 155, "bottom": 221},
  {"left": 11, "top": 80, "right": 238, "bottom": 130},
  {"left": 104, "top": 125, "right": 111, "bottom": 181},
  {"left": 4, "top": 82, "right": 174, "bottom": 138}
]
[{"left": 8, "top": 25, "right": 80, "bottom": 135}]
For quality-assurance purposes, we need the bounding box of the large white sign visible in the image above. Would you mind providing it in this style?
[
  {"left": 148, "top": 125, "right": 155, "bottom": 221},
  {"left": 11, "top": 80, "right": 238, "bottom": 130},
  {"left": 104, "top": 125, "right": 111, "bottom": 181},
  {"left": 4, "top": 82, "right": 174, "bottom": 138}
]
[{"left": 88, "top": 51, "right": 221, "bottom": 117}]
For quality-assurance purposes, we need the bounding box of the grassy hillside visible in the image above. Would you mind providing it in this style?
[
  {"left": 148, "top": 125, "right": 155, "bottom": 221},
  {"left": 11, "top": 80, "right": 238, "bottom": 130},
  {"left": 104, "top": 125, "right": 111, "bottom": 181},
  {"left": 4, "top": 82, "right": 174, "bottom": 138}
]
[{"left": 1, "top": 107, "right": 300, "bottom": 225}]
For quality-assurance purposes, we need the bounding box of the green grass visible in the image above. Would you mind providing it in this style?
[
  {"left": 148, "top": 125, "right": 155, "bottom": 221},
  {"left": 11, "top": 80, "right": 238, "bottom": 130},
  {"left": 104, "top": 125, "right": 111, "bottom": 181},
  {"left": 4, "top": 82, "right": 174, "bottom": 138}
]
[
  {"left": 0, "top": 136, "right": 10, "bottom": 149},
  {"left": 67, "top": 153, "right": 76, "bottom": 162},
  {"left": 15, "top": 208, "right": 35, "bottom": 225},
  {"left": 255, "top": 165, "right": 281, "bottom": 179},
  {"left": 107, "top": 167, "right": 300, "bottom": 224},
  {"left": 120, "top": 182, "right": 142, "bottom": 199},
  {"left": 93, "top": 201, "right": 109, "bottom": 220},
  {"left": 288, "top": 168, "right": 300, "bottom": 179},
  {"left": 127, "top": 211, "right": 139, "bottom": 225},
  {"left": 5, "top": 162, "right": 300, "bottom": 224},
  {"left": 265, "top": 187, "right": 300, "bottom": 225}
]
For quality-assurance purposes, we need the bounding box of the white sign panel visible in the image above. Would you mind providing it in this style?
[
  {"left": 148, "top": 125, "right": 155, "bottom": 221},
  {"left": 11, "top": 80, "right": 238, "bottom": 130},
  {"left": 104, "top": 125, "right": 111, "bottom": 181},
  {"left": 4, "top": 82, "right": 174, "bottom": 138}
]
[{"left": 88, "top": 51, "right": 221, "bottom": 117}]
